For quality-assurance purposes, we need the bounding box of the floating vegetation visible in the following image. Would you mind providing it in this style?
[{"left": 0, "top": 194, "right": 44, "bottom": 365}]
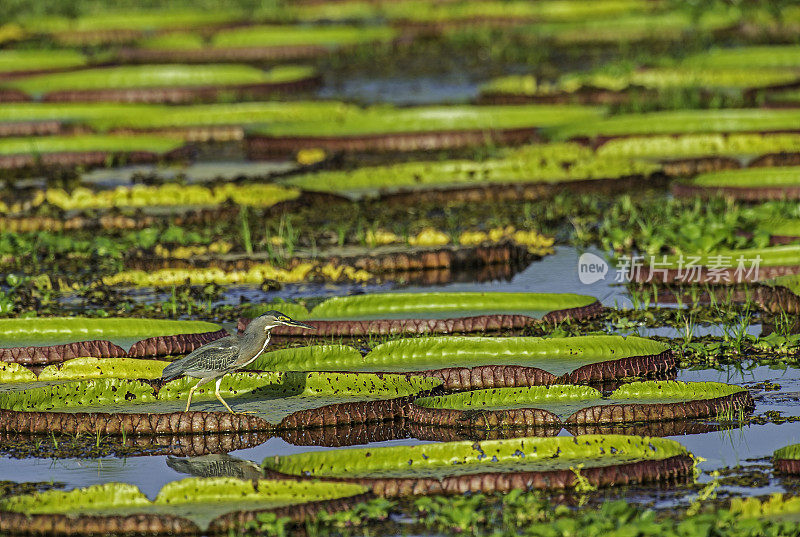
[
  {"left": 0, "top": 49, "right": 88, "bottom": 74},
  {"left": 283, "top": 143, "right": 657, "bottom": 193},
  {"left": 262, "top": 434, "right": 693, "bottom": 496},
  {"left": 0, "top": 134, "right": 184, "bottom": 157},
  {"left": 251, "top": 104, "right": 604, "bottom": 138},
  {"left": 409, "top": 381, "right": 753, "bottom": 429},
  {"left": 0, "top": 478, "right": 369, "bottom": 533},
  {"left": 0, "top": 372, "right": 441, "bottom": 434},
  {"left": 674, "top": 167, "right": 800, "bottom": 201},
  {"left": 248, "top": 335, "right": 672, "bottom": 389},
  {"left": 211, "top": 25, "right": 397, "bottom": 49},
  {"left": 244, "top": 292, "right": 597, "bottom": 321},
  {"left": 550, "top": 109, "right": 800, "bottom": 140},
  {"left": 23, "top": 183, "right": 300, "bottom": 211},
  {"left": 596, "top": 133, "right": 800, "bottom": 160},
  {"left": 773, "top": 443, "right": 800, "bottom": 475},
  {"left": 4, "top": 64, "right": 318, "bottom": 102}
]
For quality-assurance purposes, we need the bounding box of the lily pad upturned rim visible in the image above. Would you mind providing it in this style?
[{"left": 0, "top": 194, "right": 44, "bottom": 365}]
[
  {"left": 0, "top": 325, "right": 227, "bottom": 366},
  {"left": 0, "top": 372, "right": 442, "bottom": 436},
  {"left": 0, "top": 478, "right": 371, "bottom": 535},
  {"left": 774, "top": 443, "right": 800, "bottom": 475},
  {"left": 408, "top": 381, "right": 753, "bottom": 429},
  {"left": 261, "top": 434, "right": 693, "bottom": 496}
]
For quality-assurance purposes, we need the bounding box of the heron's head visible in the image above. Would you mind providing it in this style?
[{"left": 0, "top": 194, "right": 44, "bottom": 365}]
[{"left": 249, "top": 310, "right": 315, "bottom": 333}]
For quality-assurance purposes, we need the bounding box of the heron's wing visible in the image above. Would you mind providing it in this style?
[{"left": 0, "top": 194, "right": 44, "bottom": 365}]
[{"left": 161, "top": 336, "right": 239, "bottom": 380}]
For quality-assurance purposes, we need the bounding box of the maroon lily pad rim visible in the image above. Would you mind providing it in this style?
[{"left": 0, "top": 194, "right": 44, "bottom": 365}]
[
  {"left": 672, "top": 181, "right": 800, "bottom": 201},
  {"left": 0, "top": 329, "right": 228, "bottom": 366},
  {"left": 263, "top": 455, "right": 693, "bottom": 497},
  {"left": 406, "top": 389, "right": 753, "bottom": 429},
  {"left": 0, "top": 492, "right": 374, "bottom": 536},
  {"left": 774, "top": 458, "right": 800, "bottom": 475},
  {"left": 238, "top": 299, "right": 603, "bottom": 337},
  {"left": 245, "top": 126, "right": 540, "bottom": 158},
  {"left": 39, "top": 75, "right": 321, "bottom": 104},
  {"left": 418, "top": 349, "right": 676, "bottom": 391}
]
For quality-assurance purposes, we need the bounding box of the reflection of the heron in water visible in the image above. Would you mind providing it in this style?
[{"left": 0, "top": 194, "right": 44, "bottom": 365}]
[{"left": 166, "top": 454, "right": 263, "bottom": 481}]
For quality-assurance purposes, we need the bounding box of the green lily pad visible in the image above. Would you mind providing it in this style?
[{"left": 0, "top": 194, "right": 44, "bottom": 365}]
[
  {"left": 0, "top": 478, "right": 367, "bottom": 531},
  {"left": 4, "top": 64, "right": 314, "bottom": 95},
  {"left": 658, "top": 245, "right": 800, "bottom": 269},
  {"left": 36, "top": 357, "right": 169, "bottom": 381},
  {"left": 262, "top": 434, "right": 689, "bottom": 479},
  {"left": 305, "top": 292, "right": 597, "bottom": 320},
  {"left": 0, "top": 49, "right": 88, "bottom": 74},
  {"left": 691, "top": 167, "right": 800, "bottom": 189},
  {"left": 247, "top": 346, "right": 363, "bottom": 372},
  {"left": 412, "top": 381, "right": 750, "bottom": 424},
  {"left": 774, "top": 443, "right": 800, "bottom": 461},
  {"left": 0, "top": 134, "right": 184, "bottom": 156},
  {"left": 280, "top": 336, "right": 668, "bottom": 377},
  {"left": 550, "top": 109, "right": 800, "bottom": 140},
  {"left": 0, "top": 372, "right": 440, "bottom": 426},
  {"left": 0, "top": 317, "right": 220, "bottom": 349}
]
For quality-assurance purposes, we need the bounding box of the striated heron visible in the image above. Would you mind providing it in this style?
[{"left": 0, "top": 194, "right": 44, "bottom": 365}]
[{"left": 160, "top": 311, "right": 314, "bottom": 413}]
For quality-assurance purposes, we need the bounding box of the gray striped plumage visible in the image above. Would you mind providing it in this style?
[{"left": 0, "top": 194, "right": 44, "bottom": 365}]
[{"left": 160, "top": 310, "right": 314, "bottom": 413}]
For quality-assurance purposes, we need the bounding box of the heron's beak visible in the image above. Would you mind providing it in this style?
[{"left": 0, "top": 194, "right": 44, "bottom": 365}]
[{"left": 281, "top": 319, "right": 316, "bottom": 330}]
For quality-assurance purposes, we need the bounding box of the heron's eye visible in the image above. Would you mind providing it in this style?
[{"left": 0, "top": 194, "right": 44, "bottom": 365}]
[{"left": 279, "top": 316, "right": 289, "bottom": 321}]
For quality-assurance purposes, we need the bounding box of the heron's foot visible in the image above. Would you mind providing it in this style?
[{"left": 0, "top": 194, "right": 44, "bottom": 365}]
[{"left": 235, "top": 410, "right": 257, "bottom": 415}]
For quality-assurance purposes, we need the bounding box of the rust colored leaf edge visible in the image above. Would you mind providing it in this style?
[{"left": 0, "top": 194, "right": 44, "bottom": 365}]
[
  {"left": 774, "top": 458, "right": 800, "bottom": 475},
  {"left": 239, "top": 300, "right": 603, "bottom": 337},
  {"left": 0, "top": 492, "right": 374, "bottom": 536},
  {"left": 407, "top": 389, "right": 753, "bottom": 429},
  {"left": 425, "top": 350, "right": 676, "bottom": 391},
  {"left": 0, "top": 330, "right": 228, "bottom": 365},
  {"left": 263, "top": 455, "right": 693, "bottom": 497},
  {"left": 39, "top": 77, "right": 321, "bottom": 104},
  {"left": 246, "top": 127, "right": 539, "bottom": 158}
]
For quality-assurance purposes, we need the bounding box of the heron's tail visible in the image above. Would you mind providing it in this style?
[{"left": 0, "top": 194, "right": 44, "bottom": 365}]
[{"left": 160, "top": 359, "right": 185, "bottom": 382}]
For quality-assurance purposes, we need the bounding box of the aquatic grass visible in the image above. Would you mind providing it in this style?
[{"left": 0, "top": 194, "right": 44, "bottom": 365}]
[{"left": 4, "top": 64, "right": 315, "bottom": 95}]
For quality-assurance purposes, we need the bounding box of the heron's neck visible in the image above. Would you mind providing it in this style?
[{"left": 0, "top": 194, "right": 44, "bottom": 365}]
[{"left": 239, "top": 328, "right": 272, "bottom": 367}]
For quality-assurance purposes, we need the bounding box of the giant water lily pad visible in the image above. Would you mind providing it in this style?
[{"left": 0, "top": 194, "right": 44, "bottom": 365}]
[
  {"left": 0, "top": 317, "right": 219, "bottom": 348},
  {"left": 253, "top": 336, "right": 671, "bottom": 389},
  {"left": 306, "top": 292, "right": 596, "bottom": 320},
  {"left": 0, "top": 478, "right": 368, "bottom": 534},
  {"left": 0, "top": 318, "right": 225, "bottom": 365},
  {"left": 242, "top": 292, "right": 601, "bottom": 336},
  {"left": 262, "top": 434, "right": 693, "bottom": 496},
  {"left": 627, "top": 245, "right": 800, "bottom": 284},
  {"left": 674, "top": 166, "right": 800, "bottom": 201},
  {"left": 0, "top": 372, "right": 441, "bottom": 435},
  {"left": 409, "top": 381, "right": 753, "bottom": 429},
  {"left": 4, "top": 64, "right": 315, "bottom": 96},
  {"left": 774, "top": 443, "right": 800, "bottom": 475}
]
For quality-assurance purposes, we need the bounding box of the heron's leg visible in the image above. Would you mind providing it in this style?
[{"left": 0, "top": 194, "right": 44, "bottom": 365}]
[
  {"left": 185, "top": 377, "right": 212, "bottom": 412},
  {"left": 214, "top": 376, "right": 235, "bottom": 414}
]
